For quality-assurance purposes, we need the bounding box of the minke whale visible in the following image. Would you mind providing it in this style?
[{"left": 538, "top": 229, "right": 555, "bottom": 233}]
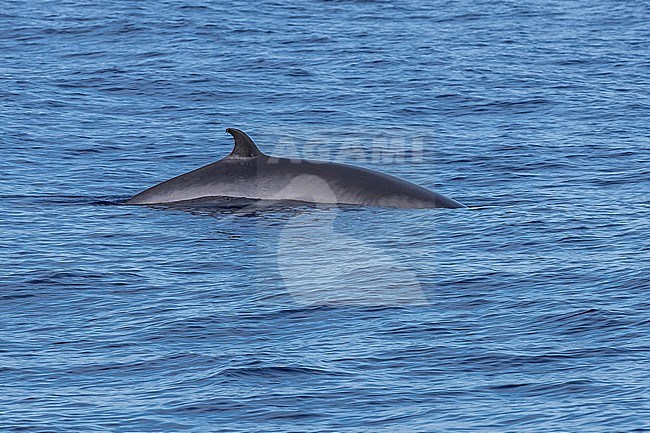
[{"left": 125, "top": 128, "right": 465, "bottom": 209}]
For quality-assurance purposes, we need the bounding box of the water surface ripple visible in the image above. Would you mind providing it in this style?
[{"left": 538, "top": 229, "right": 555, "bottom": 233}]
[{"left": 1, "top": 0, "right": 649, "bottom": 431}]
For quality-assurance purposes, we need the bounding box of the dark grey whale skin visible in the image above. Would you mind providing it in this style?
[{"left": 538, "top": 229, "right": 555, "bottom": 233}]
[{"left": 125, "top": 128, "right": 465, "bottom": 209}]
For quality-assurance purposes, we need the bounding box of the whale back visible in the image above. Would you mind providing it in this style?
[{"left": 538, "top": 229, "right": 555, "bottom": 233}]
[{"left": 126, "top": 128, "right": 465, "bottom": 208}]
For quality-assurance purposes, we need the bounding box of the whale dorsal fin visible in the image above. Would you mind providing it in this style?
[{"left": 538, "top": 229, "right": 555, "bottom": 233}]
[{"left": 226, "top": 128, "right": 265, "bottom": 158}]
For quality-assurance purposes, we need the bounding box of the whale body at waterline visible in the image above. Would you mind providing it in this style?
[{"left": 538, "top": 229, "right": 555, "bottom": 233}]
[{"left": 125, "top": 128, "right": 465, "bottom": 209}]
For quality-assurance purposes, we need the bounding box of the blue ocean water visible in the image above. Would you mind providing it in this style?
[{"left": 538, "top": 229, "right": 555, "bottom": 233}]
[{"left": 1, "top": 0, "right": 649, "bottom": 431}]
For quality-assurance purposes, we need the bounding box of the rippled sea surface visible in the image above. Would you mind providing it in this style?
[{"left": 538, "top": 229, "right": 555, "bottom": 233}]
[{"left": 2, "top": 0, "right": 649, "bottom": 431}]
